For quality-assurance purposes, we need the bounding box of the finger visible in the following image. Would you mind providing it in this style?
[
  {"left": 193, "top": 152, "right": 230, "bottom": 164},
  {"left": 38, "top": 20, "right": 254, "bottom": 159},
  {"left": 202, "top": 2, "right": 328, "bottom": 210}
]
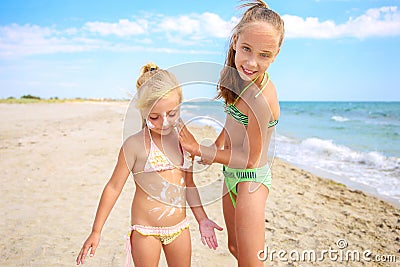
[
  {"left": 211, "top": 239, "right": 217, "bottom": 250},
  {"left": 176, "top": 118, "right": 185, "bottom": 131},
  {"left": 76, "top": 250, "right": 81, "bottom": 264},
  {"left": 212, "top": 235, "right": 218, "bottom": 249},
  {"left": 201, "top": 236, "right": 207, "bottom": 246},
  {"left": 206, "top": 237, "right": 213, "bottom": 249},
  {"left": 214, "top": 223, "right": 223, "bottom": 231},
  {"left": 77, "top": 247, "right": 87, "bottom": 265},
  {"left": 178, "top": 129, "right": 186, "bottom": 139},
  {"left": 90, "top": 243, "right": 97, "bottom": 257},
  {"left": 177, "top": 122, "right": 186, "bottom": 132},
  {"left": 210, "top": 235, "right": 217, "bottom": 250},
  {"left": 80, "top": 244, "right": 92, "bottom": 264},
  {"left": 76, "top": 251, "right": 82, "bottom": 265},
  {"left": 81, "top": 250, "right": 88, "bottom": 264}
]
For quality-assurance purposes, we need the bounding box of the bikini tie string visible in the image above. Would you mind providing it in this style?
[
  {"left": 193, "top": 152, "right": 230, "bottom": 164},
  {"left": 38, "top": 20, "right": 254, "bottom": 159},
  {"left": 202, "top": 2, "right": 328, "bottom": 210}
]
[{"left": 125, "top": 232, "right": 132, "bottom": 267}]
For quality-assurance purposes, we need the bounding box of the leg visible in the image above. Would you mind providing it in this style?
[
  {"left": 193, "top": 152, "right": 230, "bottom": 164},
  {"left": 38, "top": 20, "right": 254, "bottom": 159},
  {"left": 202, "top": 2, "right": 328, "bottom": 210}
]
[
  {"left": 162, "top": 228, "right": 191, "bottom": 267},
  {"left": 235, "top": 181, "right": 269, "bottom": 267},
  {"left": 130, "top": 231, "right": 162, "bottom": 267},
  {"left": 222, "top": 182, "right": 238, "bottom": 259}
]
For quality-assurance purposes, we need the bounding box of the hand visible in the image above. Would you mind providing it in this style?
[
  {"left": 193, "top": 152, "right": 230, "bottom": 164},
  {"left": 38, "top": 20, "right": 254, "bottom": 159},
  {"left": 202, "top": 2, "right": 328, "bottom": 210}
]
[
  {"left": 196, "top": 157, "right": 212, "bottom": 166},
  {"left": 196, "top": 157, "right": 212, "bottom": 165},
  {"left": 177, "top": 120, "right": 200, "bottom": 157},
  {"left": 196, "top": 142, "right": 217, "bottom": 165},
  {"left": 198, "top": 219, "right": 223, "bottom": 250},
  {"left": 76, "top": 232, "right": 100, "bottom": 265}
]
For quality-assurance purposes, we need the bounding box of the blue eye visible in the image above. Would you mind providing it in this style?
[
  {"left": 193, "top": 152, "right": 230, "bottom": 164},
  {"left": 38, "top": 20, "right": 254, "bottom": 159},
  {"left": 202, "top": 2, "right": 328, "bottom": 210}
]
[{"left": 243, "top": 46, "right": 251, "bottom": 52}]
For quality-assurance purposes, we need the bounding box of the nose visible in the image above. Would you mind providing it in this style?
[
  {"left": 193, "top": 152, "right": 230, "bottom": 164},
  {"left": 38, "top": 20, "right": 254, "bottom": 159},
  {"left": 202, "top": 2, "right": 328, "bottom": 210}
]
[
  {"left": 162, "top": 113, "right": 169, "bottom": 127},
  {"left": 246, "top": 53, "right": 257, "bottom": 67}
]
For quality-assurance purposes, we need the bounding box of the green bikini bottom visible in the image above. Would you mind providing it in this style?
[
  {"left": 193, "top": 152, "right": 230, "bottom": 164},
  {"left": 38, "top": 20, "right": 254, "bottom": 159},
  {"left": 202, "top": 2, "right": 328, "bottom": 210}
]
[{"left": 223, "top": 165, "right": 272, "bottom": 208}]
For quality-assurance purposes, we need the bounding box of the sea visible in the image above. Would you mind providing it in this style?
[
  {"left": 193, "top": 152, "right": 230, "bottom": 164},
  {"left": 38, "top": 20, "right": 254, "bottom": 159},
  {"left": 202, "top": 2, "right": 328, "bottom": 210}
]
[{"left": 180, "top": 100, "right": 400, "bottom": 207}]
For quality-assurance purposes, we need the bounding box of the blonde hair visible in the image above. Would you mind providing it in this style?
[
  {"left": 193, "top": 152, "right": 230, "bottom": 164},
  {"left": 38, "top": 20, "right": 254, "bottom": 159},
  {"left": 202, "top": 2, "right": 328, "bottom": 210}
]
[
  {"left": 135, "top": 63, "right": 183, "bottom": 110},
  {"left": 217, "top": 0, "right": 285, "bottom": 104}
]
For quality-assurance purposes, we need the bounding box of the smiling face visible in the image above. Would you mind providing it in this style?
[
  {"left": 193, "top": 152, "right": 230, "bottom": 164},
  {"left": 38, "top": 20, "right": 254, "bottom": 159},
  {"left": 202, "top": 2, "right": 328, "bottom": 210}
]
[
  {"left": 143, "top": 90, "right": 181, "bottom": 136},
  {"left": 233, "top": 22, "right": 281, "bottom": 83}
]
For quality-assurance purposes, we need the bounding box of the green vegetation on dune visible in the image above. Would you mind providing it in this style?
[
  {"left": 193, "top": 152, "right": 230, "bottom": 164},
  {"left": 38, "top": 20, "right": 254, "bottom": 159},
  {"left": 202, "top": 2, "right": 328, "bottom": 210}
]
[{"left": 0, "top": 95, "right": 126, "bottom": 104}]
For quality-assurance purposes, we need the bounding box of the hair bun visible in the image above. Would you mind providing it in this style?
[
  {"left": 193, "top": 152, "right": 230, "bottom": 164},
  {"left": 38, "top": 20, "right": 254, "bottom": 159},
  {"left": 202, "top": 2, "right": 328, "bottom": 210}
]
[
  {"left": 240, "top": 0, "right": 269, "bottom": 10},
  {"left": 140, "top": 63, "right": 159, "bottom": 75}
]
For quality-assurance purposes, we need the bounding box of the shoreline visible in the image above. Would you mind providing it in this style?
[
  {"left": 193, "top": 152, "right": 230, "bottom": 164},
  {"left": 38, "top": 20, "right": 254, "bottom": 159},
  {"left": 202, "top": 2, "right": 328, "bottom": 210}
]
[
  {"left": 1, "top": 101, "right": 399, "bottom": 266},
  {"left": 279, "top": 159, "right": 400, "bottom": 210}
]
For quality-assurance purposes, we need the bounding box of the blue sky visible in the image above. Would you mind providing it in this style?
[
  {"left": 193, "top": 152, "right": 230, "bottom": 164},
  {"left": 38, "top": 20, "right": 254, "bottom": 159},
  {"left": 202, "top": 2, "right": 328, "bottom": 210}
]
[{"left": 0, "top": 0, "right": 399, "bottom": 101}]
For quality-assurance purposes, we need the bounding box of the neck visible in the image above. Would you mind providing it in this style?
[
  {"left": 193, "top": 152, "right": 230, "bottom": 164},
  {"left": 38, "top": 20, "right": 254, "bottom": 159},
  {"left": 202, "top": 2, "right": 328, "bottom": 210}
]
[{"left": 255, "top": 71, "right": 267, "bottom": 87}]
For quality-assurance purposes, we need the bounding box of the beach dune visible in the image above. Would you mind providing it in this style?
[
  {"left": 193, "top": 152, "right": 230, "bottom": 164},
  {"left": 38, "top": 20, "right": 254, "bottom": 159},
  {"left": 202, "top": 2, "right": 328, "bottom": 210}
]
[{"left": 0, "top": 102, "right": 399, "bottom": 267}]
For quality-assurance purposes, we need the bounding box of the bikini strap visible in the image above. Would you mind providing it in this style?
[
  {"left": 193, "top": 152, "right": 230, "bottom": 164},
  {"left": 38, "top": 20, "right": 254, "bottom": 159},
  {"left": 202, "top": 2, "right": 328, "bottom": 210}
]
[
  {"left": 254, "top": 72, "right": 270, "bottom": 98},
  {"left": 232, "top": 78, "right": 257, "bottom": 105},
  {"left": 147, "top": 127, "right": 160, "bottom": 153},
  {"left": 232, "top": 72, "right": 270, "bottom": 105},
  {"left": 147, "top": 127, "right": 154, "bottom": 144}
]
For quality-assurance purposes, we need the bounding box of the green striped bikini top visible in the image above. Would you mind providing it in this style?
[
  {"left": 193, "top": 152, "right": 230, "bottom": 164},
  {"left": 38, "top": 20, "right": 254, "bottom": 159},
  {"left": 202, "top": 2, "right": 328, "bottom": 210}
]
[{"left": 224, "top": 72, "right": 278, "bottom": 128}]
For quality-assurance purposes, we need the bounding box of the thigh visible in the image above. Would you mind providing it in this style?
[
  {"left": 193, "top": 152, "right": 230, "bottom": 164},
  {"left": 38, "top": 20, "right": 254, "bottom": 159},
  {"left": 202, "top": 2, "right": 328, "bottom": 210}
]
[
  {"left": 163, "top": 228, "right": 191, "bottom": 267},
  {"left": 130, "top": 231, "right": 162, "bottom": 267},
  {"left": 235, "top": 181, "right": 269, "bottom": 266},
  {"left": 222, "top": 182, "right": 237, "bottom": 246}
]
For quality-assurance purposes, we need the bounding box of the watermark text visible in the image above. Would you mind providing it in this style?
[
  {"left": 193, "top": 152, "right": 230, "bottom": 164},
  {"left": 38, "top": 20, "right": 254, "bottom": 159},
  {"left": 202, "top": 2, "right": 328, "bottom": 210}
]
[{"left": 257, "top": 239, "right": 397, "bottom": 263}]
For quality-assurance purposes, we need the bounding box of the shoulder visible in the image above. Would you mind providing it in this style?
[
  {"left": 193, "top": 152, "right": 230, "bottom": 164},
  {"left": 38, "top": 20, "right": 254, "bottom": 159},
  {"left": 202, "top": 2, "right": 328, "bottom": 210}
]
[
  {"left": 122, "top": 130, "right": 146, "bottom": 155},
  {"left": 120, "top": 130, "right": 146, "bottom": 169},
  {"left": 246, "top": 80, "right": 279, "bottom": 118},
  {"left": 249, "top": 78, "right": 277, "bottom": 103},
  {"left": 261, "top": 79, "right": 280, "bottom": 119},
  {"left": 124, "top": 129, "right": 144, "bottom": 142}
]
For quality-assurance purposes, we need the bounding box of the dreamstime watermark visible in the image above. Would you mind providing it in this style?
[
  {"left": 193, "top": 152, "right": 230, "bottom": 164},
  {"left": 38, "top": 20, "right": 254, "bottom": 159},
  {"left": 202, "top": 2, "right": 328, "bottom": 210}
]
[{"left": 257, "top": 239, "right": 397, "bottom": 263}]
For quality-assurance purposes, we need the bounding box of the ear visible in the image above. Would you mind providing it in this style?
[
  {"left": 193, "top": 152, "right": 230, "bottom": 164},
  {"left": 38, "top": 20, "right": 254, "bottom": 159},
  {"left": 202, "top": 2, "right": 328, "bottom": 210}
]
[
  {"left": 232, "top": 34, "right": 238, "bottom": 51},
  {"left": 140, "top": 109, "right": 149, "bottom": 120}
]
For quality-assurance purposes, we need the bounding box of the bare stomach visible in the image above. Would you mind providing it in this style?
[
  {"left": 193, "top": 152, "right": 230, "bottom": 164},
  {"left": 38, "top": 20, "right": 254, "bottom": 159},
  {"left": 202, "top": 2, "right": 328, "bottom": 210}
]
[{"left": 130, "top": 183, "right": 186, "bottom": 227}]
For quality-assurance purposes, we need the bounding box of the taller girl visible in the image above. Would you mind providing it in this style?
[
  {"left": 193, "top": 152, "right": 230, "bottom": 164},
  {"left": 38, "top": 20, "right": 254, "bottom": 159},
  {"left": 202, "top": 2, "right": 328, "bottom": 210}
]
[{"left": 179, "top": 1, "right": 284, "bottom": 266}]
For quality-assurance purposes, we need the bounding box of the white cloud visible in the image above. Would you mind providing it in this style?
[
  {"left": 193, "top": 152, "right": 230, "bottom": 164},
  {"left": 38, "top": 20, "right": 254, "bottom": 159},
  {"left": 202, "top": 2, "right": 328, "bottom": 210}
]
[
  {"left": 157, "top": 12, "right": 236, "bottom": 40},
  {"left": 284, "top": 6, "right": 400, "bottom": 39},
  {"left": 159, "top": 15, "right": 200, "bottom": 35},
  {"left": 84, "top": 19, "right": 147, "bottom": 36},
  {"left": 0, "top": 23, "right": 105, "bottom": 57}
]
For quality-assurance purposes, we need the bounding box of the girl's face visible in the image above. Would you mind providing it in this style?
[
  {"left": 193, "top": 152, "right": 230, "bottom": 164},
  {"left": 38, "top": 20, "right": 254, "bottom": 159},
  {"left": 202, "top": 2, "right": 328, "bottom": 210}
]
[
  {"left": 234, "top": 22, "right": 281, "bottom": 83},
  {"left": 144, "top": 90, "right": 181, "bottom": 136}
]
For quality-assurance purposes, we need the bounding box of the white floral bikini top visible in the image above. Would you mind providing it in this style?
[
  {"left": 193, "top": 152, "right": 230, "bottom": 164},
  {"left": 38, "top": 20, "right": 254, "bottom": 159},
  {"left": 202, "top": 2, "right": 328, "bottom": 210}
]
[{"left": 132, "top": 129, "right": 192, "bottom": 175}]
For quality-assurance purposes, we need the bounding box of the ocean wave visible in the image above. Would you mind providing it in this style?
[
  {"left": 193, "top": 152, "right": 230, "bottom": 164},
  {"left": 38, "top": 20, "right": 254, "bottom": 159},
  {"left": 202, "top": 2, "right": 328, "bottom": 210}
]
[
  {"left": 299, "top": 138, "right": 399, "bottom": 170},
  {"left": 331, "top": 115, "right": 349, "bottom": 122},
  {"left": 275, "top": 135, "right": 400, "bottom": 204},
  {"left": 368, "top": 111, "right": 388, "bottom": 118}
]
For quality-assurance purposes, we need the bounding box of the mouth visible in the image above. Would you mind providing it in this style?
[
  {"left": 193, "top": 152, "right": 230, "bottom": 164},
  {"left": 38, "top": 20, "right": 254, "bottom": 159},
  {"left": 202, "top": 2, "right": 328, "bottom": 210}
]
[
  {"left": 161, "top": 126, "right": 171, "bottom": 131},
  {"left": 241, "top": 66, "right": 257, "bottom": 76}
]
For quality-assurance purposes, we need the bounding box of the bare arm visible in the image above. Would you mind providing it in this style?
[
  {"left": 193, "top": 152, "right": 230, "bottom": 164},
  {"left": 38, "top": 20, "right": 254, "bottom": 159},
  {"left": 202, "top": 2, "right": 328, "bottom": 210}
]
[
  {"left": 179, "top": 95, "right": 271, "bottom": 168},
  {"left": 185, "top": 167, "right": 223, "bottom": 250},
  {"left": 76, "top": 147, "right": 132, "bottom": 265},
  {"left": 92, "top": 148, "right": 131, "bottom": 232},
  {"left": 214, "top": 129, "right": 225, "bottom": 149},
  {"left": 179, "top": 126, "right": 248, "bottom": 167}
]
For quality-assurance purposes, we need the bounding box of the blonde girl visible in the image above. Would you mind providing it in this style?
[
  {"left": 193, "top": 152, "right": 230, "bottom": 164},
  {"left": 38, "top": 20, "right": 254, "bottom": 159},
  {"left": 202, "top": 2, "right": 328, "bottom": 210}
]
[
  {"left": 179, "top": 1, "right": 284, "bottom": 266},
  {"left": 76, "top": 63, "right": 222, "bottom": 267}
]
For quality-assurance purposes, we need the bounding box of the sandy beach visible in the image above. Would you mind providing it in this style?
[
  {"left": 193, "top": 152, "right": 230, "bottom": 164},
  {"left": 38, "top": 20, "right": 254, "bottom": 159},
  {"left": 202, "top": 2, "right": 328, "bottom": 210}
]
[{"left": 0, "top": 101, "right": 399, "bottom": 267}]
